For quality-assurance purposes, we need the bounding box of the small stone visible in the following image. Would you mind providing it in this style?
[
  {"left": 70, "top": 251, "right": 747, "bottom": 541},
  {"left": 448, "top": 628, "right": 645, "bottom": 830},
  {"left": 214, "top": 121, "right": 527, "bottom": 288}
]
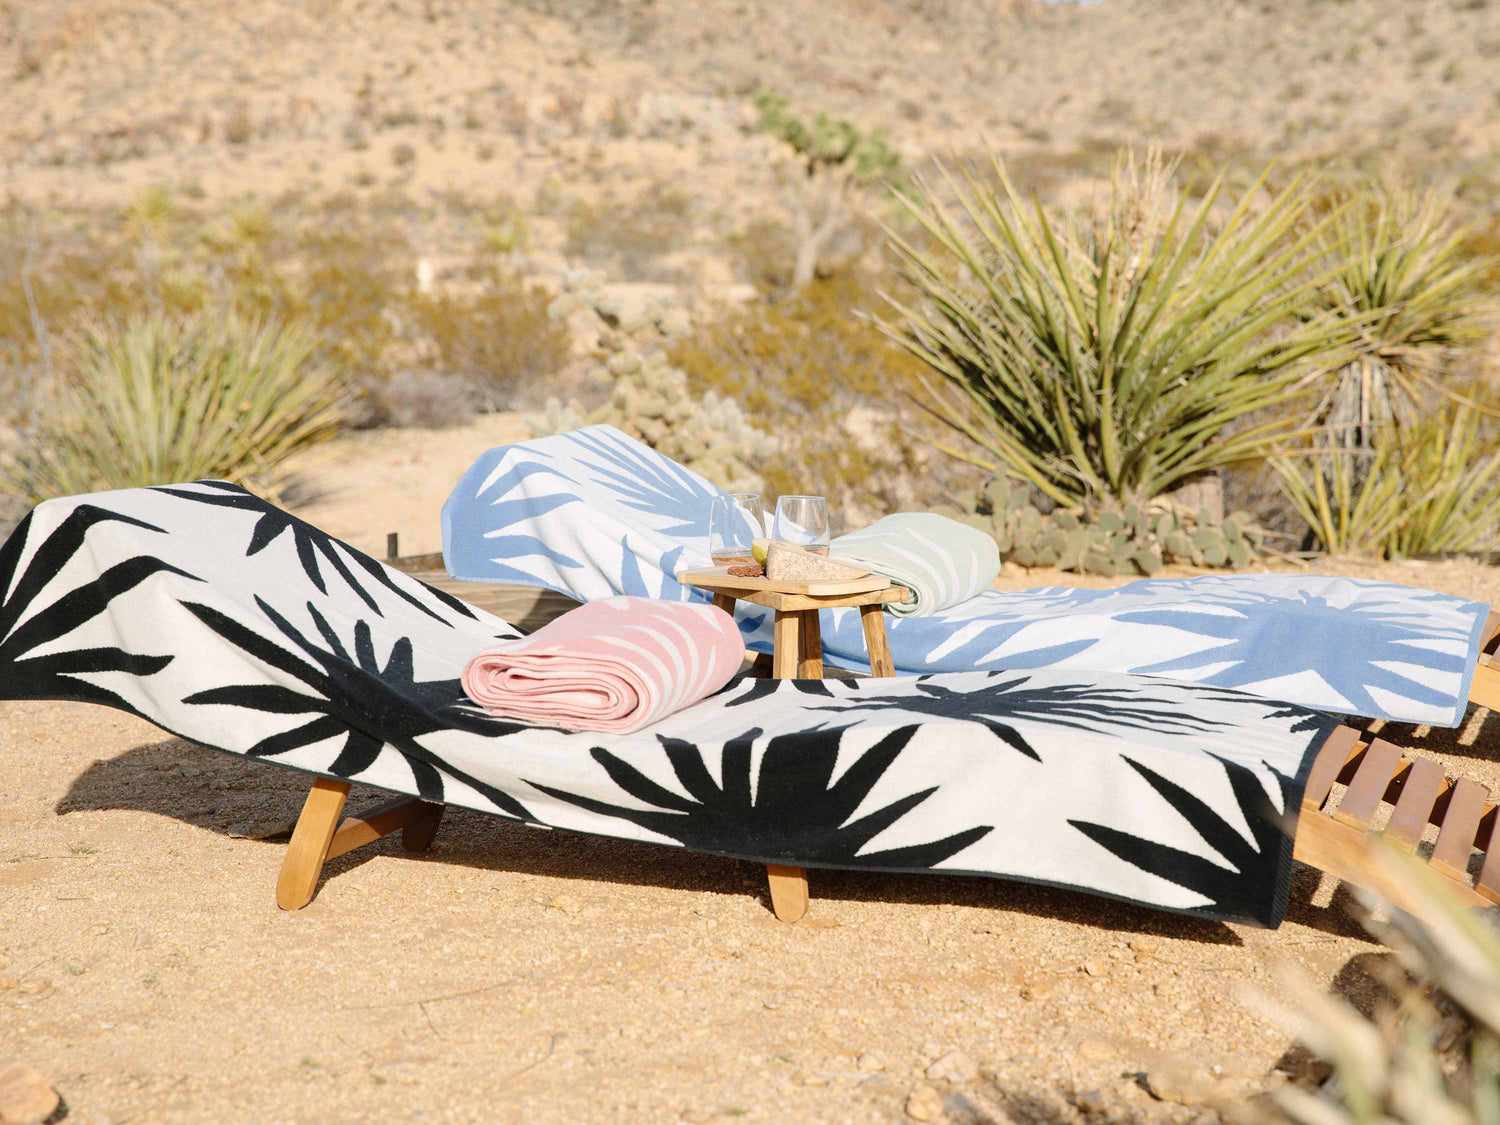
[
  {"left": 905, "top": 1084, "right": 946, "bottom": 1122},
  {"left": 793, "top": 1070, "right": 828, "bottom": 1087},
  {"left": 856, "top": 1050, "right": 886, "bottom": 1073},
  {"left": 762, "top": 993, "right": 782, "bottom": 1010},
  {"left": 549, "top": 895, "right": 582, "bottom": 914},
  {"left": 1074, "top": 1088, "right": 1107, "bottom": 1115},
  {"left": 1081, "top": 960, "right": 1102, "bottom": 976},
  {"left": 1076, "top": 1037, "right": 1115, "bottom": 1062},
  {"left": 925, "top": 1049, "right": 978, "bottom": 1084},
  {"left": 1128, "top": 938, "right": 1160, "bottom": 954},
  {"left": 1144, "top": 1065, "right": 1217, "bottom": 1106},
  {"left": 0, "top": 978, "right": 17, "bottom": 993},
  {"left": 0, "top": 1062, "right": 60, "bottom": 1125}
]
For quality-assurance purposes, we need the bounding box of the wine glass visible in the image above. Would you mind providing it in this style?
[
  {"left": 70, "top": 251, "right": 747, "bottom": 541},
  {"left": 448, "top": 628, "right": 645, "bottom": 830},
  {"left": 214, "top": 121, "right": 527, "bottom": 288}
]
[
  {"left": 774, "top": 495, "right": 831, "bottom": 554},
  {"left": 709, "top": 493, "right": 764, "bottom": 566}
]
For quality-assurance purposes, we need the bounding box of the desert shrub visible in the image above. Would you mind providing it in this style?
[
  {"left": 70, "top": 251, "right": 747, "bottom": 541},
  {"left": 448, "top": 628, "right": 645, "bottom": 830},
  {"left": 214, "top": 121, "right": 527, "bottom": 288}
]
[
  {"left": 406, "top": 272, "right": 570, "bottom": 411},
  {"left": 669, "top": 272, "right": 933, "bottom": 520},
  {"left": 6, "top": 311, "right": 346, "bottom": 502},
  {"left": 880, "top": 147, "right": 1356, "bottom": 509},
  {"left": 1304, "top": 184, "right": 1493, "bottom": 450},
  {"left": 564, "top": 185, "right": 696, "bottom": 280},
  {"left": 531, "top": 270, "right": 774, "bottom": 493},
  {"left": 1275, "top": 408, "right": 1500, "bottom": 557},
  {"left": 359, "top": 369, "right": 479, "bottom": 429},
  {"left": 1250, "top": 842, "right": 1500, "bottom": 1125},
  {"left": 0, "top": 192, "right": 565, "bottom": 436}
]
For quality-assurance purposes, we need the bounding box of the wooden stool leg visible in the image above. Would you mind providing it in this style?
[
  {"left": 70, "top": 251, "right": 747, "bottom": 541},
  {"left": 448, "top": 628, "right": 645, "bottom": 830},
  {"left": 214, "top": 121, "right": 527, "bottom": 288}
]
[
  {"left": 859, "top": 603, "right": 896, "bottom": 677},
  {"left": 276, "top": 777, "right": 351, "bottom": 911},
  {"left": 772, "top": 610, "right": 800, "bottom": 678},
  {"left": 769, "top": 611, "right": 812, "bottom": 919},
  {"left": 401, "top": 801, "right": 444, "bottom": 852},
  {"left": 767, "top": 863, "right": 810, "bottom": 922},
  {"left": 797, "top": 609, "right": 824, "bottom": 678},
  {"left": 712, "top": 592, "right": 737, "bottom": 616}
]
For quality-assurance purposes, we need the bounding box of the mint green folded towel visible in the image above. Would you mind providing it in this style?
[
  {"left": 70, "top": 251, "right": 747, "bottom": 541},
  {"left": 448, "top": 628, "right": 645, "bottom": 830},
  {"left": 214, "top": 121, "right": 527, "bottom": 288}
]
[{"left": 831, "top": 512, "right": 1000, "bottom": 617}]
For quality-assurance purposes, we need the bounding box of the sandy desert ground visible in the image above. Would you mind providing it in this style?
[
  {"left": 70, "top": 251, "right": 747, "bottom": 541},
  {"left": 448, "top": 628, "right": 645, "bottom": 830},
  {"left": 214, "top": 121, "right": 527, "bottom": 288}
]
[{"left": 4, "top": 426, "right": 1500, "bottom": 1125}]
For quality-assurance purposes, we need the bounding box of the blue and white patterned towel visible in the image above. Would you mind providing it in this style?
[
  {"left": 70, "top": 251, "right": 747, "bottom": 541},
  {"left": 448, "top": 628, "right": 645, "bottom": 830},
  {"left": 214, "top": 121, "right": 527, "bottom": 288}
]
[{"left": 441, "top": 426, "right": 1490, "bottom": 728}]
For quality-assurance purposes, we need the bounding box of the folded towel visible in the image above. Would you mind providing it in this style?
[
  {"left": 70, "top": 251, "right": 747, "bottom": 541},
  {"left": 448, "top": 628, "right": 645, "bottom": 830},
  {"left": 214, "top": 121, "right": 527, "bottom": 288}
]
[
  {"left": 461, "top": 596, "right": 743, "bottom": 732},
  {"left": 830, "top": 512, "right": 1000, "bottom": 617}
]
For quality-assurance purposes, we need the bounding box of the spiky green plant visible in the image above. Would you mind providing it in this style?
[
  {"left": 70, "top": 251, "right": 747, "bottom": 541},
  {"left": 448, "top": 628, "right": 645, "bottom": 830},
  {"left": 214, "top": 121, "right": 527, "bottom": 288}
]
[
  {"left": 1308, "top": 184, "right": 1493, "bottom": 444},
  {"left": 879, "top": 148, "right": 1358, "bottom": 508},
  {"left": 7, "top": 311, "right": 346, "bottom": 502},
  {"left": 1248, "top": 841, "right": 1500, "bottom": 1125},
  {"left": 1275, "top": 408, "right": 1500, "bottom": 557}
]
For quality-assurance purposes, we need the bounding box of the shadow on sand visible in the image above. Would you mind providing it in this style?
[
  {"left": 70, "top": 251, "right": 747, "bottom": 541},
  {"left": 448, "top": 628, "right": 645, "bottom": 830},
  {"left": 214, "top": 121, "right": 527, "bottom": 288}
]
[{"left": 51, "top": 732, "right": 1400, "bottom": 948}]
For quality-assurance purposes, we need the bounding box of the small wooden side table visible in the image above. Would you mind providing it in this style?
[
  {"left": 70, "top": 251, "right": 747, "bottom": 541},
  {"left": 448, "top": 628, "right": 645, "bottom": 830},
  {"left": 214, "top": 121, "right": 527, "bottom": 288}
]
[{"left": 679, "top": 568, "right": 910, "bottom": 923}]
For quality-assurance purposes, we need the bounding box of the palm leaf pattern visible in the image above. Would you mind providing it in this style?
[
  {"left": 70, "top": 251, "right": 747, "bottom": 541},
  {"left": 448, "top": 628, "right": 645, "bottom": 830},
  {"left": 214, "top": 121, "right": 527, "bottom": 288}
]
[
  {"left": 179, "top": 595, "right": 532, "bottom": 819},
  {"left": 0, "top": 505, "right": 187, "bottom": 714},
  {"left": 1069, "top": 752, "right": 1309, "bottom": 924},
  {"left": 527, "top": 723, "right": 993, "bottom": 867},
  {"left": 153, "top": 481, "right": 477, "bottom": 624},
  {"left": 808, "top": 672, "right": 1237, "bottom": 761}
]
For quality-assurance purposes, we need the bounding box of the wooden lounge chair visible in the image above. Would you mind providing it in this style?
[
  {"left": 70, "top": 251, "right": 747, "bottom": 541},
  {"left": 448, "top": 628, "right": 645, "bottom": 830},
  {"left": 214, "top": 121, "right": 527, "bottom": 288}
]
[
  {"left": 8, "top": 484, "right": 1500, "bottom": 932},
  {"left": 273, "top": 577, "right": 1500, "bottom": 924}
]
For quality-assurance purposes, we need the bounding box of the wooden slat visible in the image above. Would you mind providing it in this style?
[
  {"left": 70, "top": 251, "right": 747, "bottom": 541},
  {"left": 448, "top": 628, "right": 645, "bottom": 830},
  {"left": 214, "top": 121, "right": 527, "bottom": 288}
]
[
  {"left": 1431, "top": 777, "right": 1488, "bottom": 881},
  {"left": 1477, "top": 808, "right": 1500, "bottom": 905},
  {"left": 679, "top": 566, "right": 887, "bottom": 596},
  {"left": 1384, "top": 755, "right": 1447, "bottom": 853},
  {"left": 1482, "top": 609, "right": 1500, "bottom": 655},
  {"left": 325, "top": 796, "right": 431, "bottom": 862},
  {"left": 797, "top": 611, "right": 824, "bottom": 679},
  {"left": 1470, "top": 663, "right": 1500, "bottom": 712},
  {"left": 1301, "top": 726, "right": 1364, "bottom": 811},
  {"left": 693, "top": 585, "right": 910, "bottom": 612},
  {"left": 1332, "top": 738, "right": 1403, "bottom": 828}
]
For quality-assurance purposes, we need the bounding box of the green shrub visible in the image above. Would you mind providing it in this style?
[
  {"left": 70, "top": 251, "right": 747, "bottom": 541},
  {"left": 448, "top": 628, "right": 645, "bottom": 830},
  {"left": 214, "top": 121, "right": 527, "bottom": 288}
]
[
  {"left": 406, "top": 272, "right": 570, "bottom": 410},
  {"left": 1251, "top": 842, "right": 1500, "bottom": 1125},
  {"left": 7, "top": 311, "right": 346, "bottom": 502},
  {"left": 880, "top": 147, "right": 1357, "bottom": 508},
  {"left": 669, "top": 272, "right": 931, "bottom": 516},
  {"left": 751, "top": 91, "right": 900, "bottom": 184},
  {"left": 1306, "top": 184, "right": 1493, "bottom": 445},
  {"left": 1275, "top": 407, "right": 1500, "bottom": 557}
]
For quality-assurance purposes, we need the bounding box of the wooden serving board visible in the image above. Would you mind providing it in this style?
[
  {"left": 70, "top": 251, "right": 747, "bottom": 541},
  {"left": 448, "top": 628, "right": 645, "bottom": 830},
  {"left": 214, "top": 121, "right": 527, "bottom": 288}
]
[{"left": 678, "top": 566, "right": 890, "bottom": 596}]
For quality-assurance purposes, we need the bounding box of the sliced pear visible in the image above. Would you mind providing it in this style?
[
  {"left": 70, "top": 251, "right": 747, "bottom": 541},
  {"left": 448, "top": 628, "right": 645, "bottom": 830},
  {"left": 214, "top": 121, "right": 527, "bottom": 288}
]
[{"left": 750, "top": 537, "right": 772, "bottom": 566}]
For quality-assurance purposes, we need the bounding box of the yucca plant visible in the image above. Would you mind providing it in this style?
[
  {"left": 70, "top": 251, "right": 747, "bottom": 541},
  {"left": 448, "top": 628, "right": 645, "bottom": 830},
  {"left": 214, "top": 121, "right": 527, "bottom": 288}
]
[
  {"left": 1308, "top": 184, "right": 1493, "bottom": 449},
  {"left": 7, "top": 311, "right": 346, "bottom": 502},
  {"left": 1246, "top": 840, "right": 1500, "bottom": 1125},
  {"left": 1276, "top": 408, "right": 1500, "bottom": 558},
  {"left": 879, "top": 148, "right": 1358, "bottom": 508}
]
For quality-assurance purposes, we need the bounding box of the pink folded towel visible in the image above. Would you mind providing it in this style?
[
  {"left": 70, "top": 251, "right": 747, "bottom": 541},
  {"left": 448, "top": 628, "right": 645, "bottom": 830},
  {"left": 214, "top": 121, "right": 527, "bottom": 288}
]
[{"left": 461, "top": 596, "right": 744, "bottom": 733}]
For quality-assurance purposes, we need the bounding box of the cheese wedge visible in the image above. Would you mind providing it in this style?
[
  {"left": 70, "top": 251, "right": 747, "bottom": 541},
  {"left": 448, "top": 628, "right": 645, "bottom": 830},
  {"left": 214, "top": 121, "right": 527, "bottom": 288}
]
[{"left": 764, "top": 542, "right": 870, "bottom": 583}]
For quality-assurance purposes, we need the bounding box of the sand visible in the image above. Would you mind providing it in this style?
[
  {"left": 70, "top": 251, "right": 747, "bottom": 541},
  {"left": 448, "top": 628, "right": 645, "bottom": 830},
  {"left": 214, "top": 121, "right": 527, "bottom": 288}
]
[{"left": 4, "top": 428, "right": 1500, "bottom": 1124}]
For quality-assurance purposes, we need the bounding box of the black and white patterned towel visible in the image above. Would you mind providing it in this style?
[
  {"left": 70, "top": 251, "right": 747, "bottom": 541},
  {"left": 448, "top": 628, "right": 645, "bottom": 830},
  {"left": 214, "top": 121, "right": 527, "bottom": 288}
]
[{"left": 0, "top": 483, "right": 1342, "bottom": 926}]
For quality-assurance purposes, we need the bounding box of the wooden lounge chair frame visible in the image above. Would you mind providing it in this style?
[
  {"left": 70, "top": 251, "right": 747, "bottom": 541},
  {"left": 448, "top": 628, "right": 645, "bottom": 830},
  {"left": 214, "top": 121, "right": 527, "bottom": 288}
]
[{"left": 274, "top": 605, "right": 1500, "bottom": 923}]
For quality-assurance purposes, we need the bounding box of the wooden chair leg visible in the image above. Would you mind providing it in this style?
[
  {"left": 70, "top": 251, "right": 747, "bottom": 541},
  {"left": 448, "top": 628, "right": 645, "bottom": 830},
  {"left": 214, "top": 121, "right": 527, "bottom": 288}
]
[
  {"left": 712, "top": 592, "right": 737, "bottom": 616},
  {"left": 276, "top": 777, "right": 351, "bottom": 911},
  {"left": 402, "top": 801, "right": 444, "bottom": 852},
  {"left": 766, "top": 863, "right": 809, "bottom": 922}
]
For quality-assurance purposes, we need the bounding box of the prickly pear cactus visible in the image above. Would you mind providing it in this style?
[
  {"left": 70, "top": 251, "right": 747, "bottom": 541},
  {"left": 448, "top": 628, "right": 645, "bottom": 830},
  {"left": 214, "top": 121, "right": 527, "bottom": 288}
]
[
  {"left": 530, "top": 270, "right": 776, "bottom": 493},
  {"left": 936, "top": 477, "right": 1266, "bottom": 577}
]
